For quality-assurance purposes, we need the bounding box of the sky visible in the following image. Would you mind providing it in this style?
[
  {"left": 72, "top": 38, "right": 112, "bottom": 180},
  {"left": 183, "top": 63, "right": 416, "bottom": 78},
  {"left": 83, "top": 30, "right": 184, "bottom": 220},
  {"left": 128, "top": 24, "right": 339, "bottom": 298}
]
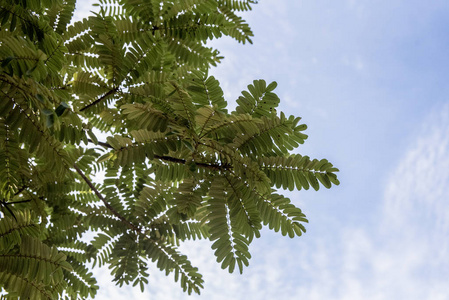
[{"left": 73, "top": 1, "right": 449, "bottom": 299}]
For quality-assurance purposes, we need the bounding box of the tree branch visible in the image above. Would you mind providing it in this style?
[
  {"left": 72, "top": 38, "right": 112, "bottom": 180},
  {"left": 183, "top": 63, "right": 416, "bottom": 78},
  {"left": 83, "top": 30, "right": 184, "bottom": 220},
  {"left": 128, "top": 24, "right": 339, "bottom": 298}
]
[
  {"left": 14, "top": 185, "right": 27, "bottom": 196},
  {"left": 79, "top": 87, "right": 119, "bottom": 112},
  {"left": 88, "top": 139, "right": 232, "bottom": 171},
  {"left": 73, "top": 163, "right": 141, "bottom": 233},
  {"left": 87, "top": 138, "right": 112, "bottom": 149}
]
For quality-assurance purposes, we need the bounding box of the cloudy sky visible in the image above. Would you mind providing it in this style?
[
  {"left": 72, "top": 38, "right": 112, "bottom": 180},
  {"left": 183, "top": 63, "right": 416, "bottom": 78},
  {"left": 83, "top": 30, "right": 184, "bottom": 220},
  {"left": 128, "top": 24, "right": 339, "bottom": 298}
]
[{"left": 74, "top": 1, "right": 449, "bottom": 299}]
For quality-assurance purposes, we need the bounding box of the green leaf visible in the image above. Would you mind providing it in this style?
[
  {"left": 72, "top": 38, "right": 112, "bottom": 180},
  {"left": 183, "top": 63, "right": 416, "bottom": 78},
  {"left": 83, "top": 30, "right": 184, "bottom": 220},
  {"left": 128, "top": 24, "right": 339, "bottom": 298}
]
[
  {"left": 36, "top": 94, "right": 45, "bottom": 103},
  {"left": 1, "top": 56, "right": 14, "bottom": 67},
  {"left": 46, "top": 114, "right": 54, "bottom": 127},
  {"left": 55, "top": 102, "right": 70, "bottom": 116},
  {"left": 42, "top": 108, "right": 53, "bottom": 116}
]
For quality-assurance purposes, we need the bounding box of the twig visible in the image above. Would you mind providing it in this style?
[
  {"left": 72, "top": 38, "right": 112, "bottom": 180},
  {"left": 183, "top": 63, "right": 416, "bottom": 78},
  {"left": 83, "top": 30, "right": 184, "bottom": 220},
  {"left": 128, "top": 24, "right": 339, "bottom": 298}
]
[
  {"left": 79, "top": 87, "right": 119, "bottom": 112},
  {"left": 88, "top": 139, "right": 232, "bottom": 171},
  {"left": 73, "top": 163, "right": 141, "bottom": 233}
]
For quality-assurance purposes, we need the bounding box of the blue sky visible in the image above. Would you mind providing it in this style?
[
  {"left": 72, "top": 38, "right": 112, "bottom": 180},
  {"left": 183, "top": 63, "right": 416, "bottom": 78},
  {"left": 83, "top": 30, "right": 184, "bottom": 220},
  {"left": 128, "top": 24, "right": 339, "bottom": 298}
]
[{"left": 74, "top": 1, "right": 449, "bottom": 299}]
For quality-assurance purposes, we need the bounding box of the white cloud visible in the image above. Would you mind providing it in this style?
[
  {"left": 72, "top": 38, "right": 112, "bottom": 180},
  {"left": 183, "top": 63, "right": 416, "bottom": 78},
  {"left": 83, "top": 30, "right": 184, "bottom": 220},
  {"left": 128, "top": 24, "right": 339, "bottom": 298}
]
[
  {"left": 327, "top": 102, "right": 449, "bottom": 299},
  {"left": 294, "top": 103, "right": 449, "bottom": 299},
  {"left": 383, "top": 105, "right": 449, "bottom": 235},
  {"left": 73, "top": 0, "right": 98, "bottom": 22},
  {"left": 345, "top": 0, "right": 368, "bottom": 19},
  {"left": 342, "top": 55, "right": 365, "bottom": 71}
]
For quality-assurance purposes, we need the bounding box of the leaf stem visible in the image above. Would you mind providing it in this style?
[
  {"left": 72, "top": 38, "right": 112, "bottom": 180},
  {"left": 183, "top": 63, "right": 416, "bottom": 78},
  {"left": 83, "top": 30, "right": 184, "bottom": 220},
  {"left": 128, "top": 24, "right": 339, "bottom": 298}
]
[
  {"left": 73, "top": 163, "right": 141, "bottom": 232},
  {"left": 88, "top": 139, "right": 232, "bottom": 171},
  {"left": 79, "top": 87, "right": 119, "bottom": 112}
]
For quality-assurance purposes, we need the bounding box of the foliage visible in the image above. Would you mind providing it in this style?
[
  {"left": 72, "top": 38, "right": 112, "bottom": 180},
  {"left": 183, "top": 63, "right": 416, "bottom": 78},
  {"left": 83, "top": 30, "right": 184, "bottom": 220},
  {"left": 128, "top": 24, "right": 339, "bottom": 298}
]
[{"left": 0, "top": 0, "right": 339, "bottom": 298}]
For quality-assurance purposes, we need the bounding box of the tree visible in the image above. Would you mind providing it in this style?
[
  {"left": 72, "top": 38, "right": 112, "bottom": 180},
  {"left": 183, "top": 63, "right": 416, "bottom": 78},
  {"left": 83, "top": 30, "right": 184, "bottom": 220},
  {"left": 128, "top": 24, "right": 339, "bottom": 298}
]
[{"left": 0, "top": 0, "right": 339, "bottom": 298}]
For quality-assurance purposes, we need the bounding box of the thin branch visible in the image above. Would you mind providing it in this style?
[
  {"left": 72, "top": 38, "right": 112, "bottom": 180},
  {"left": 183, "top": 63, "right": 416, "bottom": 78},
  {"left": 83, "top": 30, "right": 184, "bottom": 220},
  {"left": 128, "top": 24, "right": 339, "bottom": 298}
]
[
  {"left": 14, "top": 185, "right": 27, "bottom": 196},
  {"left": 87, "top": 138, "right": 232, "bottom": 171},
  {"left": 156, "top": 155, "right": 231, "bottom": 171},
  {"left": 79, "top": 87, "right": 119, "bottom": 112},
  {"left": 2, "top": 199, "right": 32, "bottom": 205},
  {"left": 73, "top": 163, "right": 141, "bottom": 233},
  {"left": 87, "top": 138, "right": 111, "bottom": 149}
]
